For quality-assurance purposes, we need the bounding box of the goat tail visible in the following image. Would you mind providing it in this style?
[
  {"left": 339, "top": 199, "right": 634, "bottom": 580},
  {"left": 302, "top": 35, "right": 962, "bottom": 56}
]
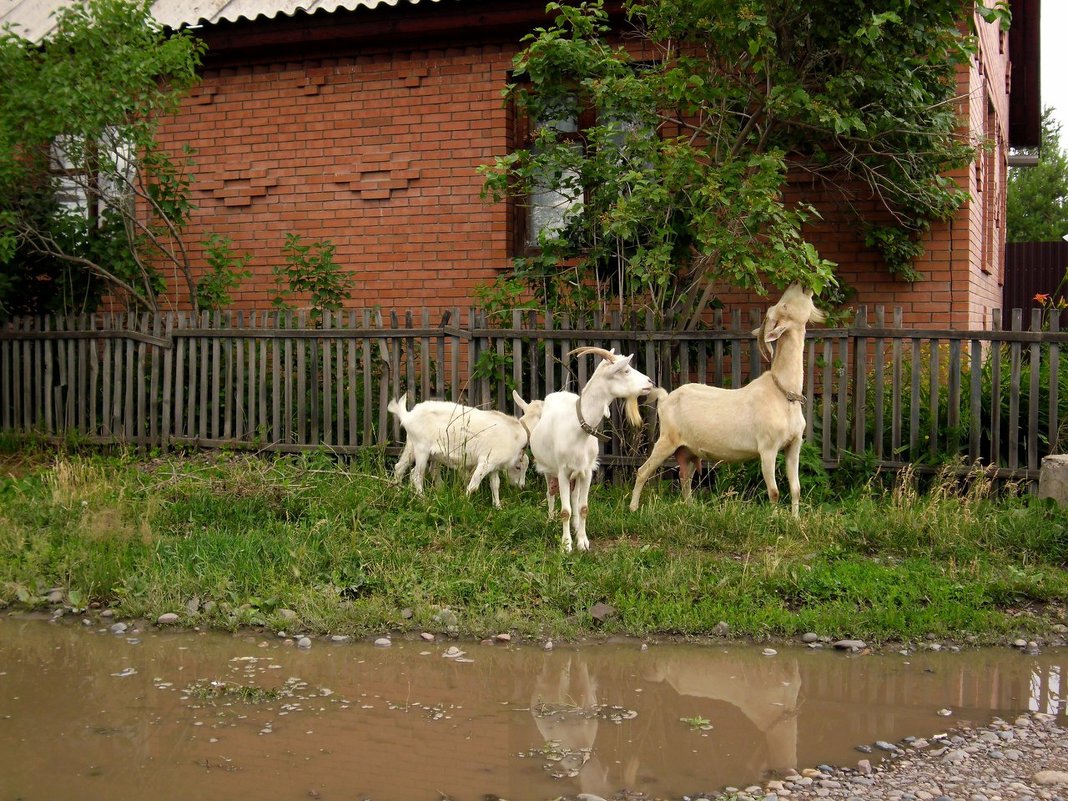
[{"left": 386, "top": 392, "right": 408, "bottom": 422}]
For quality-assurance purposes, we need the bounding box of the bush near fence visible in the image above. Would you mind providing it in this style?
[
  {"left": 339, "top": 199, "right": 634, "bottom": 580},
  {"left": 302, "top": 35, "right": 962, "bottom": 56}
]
[{"left": 1, "top": 307, "right": 1065, "bottom": 484}]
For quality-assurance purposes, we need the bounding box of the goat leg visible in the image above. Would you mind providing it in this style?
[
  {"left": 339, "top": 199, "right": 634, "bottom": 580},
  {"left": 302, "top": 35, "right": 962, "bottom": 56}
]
[{"left": 629, "top": 435, "right": 677, "bottom": 510}]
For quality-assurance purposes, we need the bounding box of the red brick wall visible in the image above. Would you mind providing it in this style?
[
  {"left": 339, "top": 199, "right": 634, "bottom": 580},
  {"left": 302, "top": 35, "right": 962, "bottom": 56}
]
[
  {"left": 154, "top": 7, "right": 1013, "bottom": 330},
  {"left": 156, "top": 42, "right": 517, "bottom": 315}
]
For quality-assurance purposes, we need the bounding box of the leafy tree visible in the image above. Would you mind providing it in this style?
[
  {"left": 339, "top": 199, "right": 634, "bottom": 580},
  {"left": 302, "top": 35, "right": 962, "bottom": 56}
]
[
  {"left": 0, "top": 0, "right": 205, "bottom": 315},
  {"left": 482, "top": 0, "right": 1003, "bottom": 327},
  {"left": 1006, "top": 108, "right": 1068, "bottom": 243}
]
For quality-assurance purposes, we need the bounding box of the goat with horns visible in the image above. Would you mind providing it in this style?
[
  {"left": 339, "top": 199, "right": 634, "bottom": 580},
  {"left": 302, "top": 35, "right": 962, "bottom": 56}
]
[
  {"left": 629, "top": 284, "right": 825, "bottom": 517},
  {"left": 517, "top": 347, "right": 654, "bottom": 552}
]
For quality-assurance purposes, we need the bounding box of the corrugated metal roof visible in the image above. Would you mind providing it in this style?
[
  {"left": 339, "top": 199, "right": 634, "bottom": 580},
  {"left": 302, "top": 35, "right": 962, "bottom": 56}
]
[{"left": 0, "top": 0, "right": 434, "bottom": 42}]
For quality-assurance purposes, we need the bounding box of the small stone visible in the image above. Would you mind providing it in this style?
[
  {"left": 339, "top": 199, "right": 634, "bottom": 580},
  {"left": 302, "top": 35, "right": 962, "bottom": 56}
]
[
  {"left": 855, "top": 744, "right": 873, "bottom": 753},
  {"left": 156, "top": 613, "right": 179, "bottom": 625},
  {"left": 589, "top": 602, "right": 616, "bottom": 622},
  {"left": 834, "top": 639, "right": 868, "bottom": 651},
  {"left": 185, "top": 598, "right": 200, "bottom": 614},
  {"left": 400, "top": 608, "right": 414, "bottom": 619},
  {"left": 110, "top": 622, "right": 128, "bottom": 635},
  {"left": 875, "top": 740, "right": 897, "bottom": 752},
  {"left": 1033, "top": 770, "right": 1068, "bottom": 786},
  {"left": 296, "top": 636, "right": 312, "bottom": 649},
  {"left": 100, "top": 609, "right": 115, "bottom": 618},
  {"left": 762, "top": 648, "right": 778, "bottom": 657},
  {"left": 330, "top": 635, "right": 351, "bottom": 643},
  {"left": 47, "top": 590, "right": 65, "bottom": 604},
  {"left": 712, "top": 621, "right": 730, "bottom": 636},
  {"left": 442, "top": 646, "right": 465, "bottom": 658},
  {"left": 420, "top": 632, "right": 435, "bottom": 642},
  {"left": 801, "top": 632, "right": 820, "bottom": 643},
  {"left": 373, "top": 637, "right": 391, "bottom": 647},
  {"left": 1013, "top": 638, "right": 1028, "bottom": 648},
  {"left": 543, "top": 640, "right": 554, "bottom": 651},
  {"left": 857, "top": 759, "right": 872, "bottom": 775},
  {"left": 495, "top": 632, "right": 511, "bottom": 642}
]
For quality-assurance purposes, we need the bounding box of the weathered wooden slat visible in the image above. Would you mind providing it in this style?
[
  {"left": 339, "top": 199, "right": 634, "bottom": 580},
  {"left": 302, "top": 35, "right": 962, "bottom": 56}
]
[
  {"left": 928, "top": 338, "right": 940, "bottom": 459},
  {"left": 1049, "top": 314, "right": 1061, "bottom": 455},
  {"left": 277, "top": 313, "right": 286, "bottom": 448},
  {"left": 1008, "top": 310, "right": 1023, "bottom": 471},
  {"left": 873, "top": 308, "right": 886, "bottom": 460},
  {"left": 853, "top": 307, "right": 868, "bottom": 454},
  {"left": 347, "top": 311, "right": 358, "bottom": 447},
  {"left": 821, "top": 339, "right": 833, "bottom": 463},
  {"left": 990, "top": 312, "right": 1003, "bottom": 467},
  {"left": 162, "top": 313, "right": 174, "bottom": 447},
  {"left": 1027, "top": 309, "right": 1042, "bottom": 471},
  {"left": 137, "top": 313, "right": 149, "bottom": 443},
  {"left": 298, "top": 311, "right": 310, "bottom": 445},
  {"left": 88, "top": 315, "right": 100, "bottom": 437},
  {"left": 175, "top": 313, "right": 187, "bottom": 439},
  {"left": 836, "top": 335, "right": 849, "bottom": 456},
  {"left": 947, "top": 338, "right": 962, "bottom": 455},
  {"left": 198, "top": 310, "right": 210, "bottom": 441},
  {"left": 381, "top": 309, "right": 394, "bottom": 444},
  {"left": 43, "top": 316, "right": 54, "bottom": 434},
  {"left": 149, "top": 314, "right": 162, "bottom": 445},
  {"left": 909, "top": 339, "right": 921, "bottom": 457},
  {"left": 362, "top": 309, "right": 373, "bottom": 445},
  {"left": 969, "top": 339, "right": 982, "bottom": 464},
  {"left": 322, "top": 313, "right": 332, "bottom": 447}
]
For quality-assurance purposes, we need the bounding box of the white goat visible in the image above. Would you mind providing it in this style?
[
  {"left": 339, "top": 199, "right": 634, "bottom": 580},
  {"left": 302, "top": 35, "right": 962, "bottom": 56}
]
[
  {"left": 629, "top": 284, "right": 825, "bottom": 517},
  {"left": 520, "top": 347, "right": 654, "bottom": 552},
  {"left": 388, "top": 394, "right": 543, "bottom": 507}
]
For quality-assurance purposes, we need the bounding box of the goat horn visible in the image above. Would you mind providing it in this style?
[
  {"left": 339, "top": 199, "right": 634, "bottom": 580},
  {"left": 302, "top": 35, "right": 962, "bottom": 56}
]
[
  {"left": 568, "top": 346, "right": 617, "bottom": 362},
  {"left": 753, "top": 323, "right": 774, "bottom": 364}
]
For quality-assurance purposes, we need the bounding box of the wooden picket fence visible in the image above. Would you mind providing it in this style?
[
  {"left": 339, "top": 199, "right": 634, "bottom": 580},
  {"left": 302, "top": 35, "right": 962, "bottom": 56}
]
[{"left": 1, "top": 306, "right": 1065, "bottom": 482}]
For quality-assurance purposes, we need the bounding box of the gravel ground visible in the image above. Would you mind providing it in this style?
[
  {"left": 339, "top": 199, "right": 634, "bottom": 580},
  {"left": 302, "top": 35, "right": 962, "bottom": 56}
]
[{"left": 712, "top": 711, "right": 1068, "bottom": 801}]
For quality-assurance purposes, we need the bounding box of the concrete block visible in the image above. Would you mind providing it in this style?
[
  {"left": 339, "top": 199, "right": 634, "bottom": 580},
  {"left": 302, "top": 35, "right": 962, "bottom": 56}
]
[{"left": 1038, "top": 454, "right": 1068, "bottom": 507}]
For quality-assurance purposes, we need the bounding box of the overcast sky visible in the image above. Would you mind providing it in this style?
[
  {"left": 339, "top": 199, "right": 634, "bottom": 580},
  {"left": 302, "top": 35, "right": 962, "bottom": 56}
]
[{"left": 1041, "top": 3, "right": 1066, "bottom": 138}]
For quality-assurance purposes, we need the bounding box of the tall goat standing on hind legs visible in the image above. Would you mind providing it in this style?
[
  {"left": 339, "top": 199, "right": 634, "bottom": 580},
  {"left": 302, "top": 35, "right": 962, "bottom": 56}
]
[
  {"left": 629, "top": 284, "right": 826, "bottom": 517},
  {"left": 520, "top": 348, "right": 654, "bottom": 552}
]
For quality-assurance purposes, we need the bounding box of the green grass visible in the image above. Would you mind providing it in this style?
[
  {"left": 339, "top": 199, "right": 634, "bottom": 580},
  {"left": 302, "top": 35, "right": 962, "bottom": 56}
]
[{"left": 1, "top": 445, "right": 1065, "bottom": 644}]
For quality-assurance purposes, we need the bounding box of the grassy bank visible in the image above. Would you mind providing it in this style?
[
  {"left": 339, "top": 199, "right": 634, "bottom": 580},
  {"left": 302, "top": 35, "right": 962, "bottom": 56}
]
[{"left": 1, "top": 445, "right": 1066, "bottom": 644}]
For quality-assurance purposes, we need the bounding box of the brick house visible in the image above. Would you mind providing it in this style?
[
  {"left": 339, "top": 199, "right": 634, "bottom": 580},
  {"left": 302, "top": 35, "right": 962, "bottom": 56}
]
[{"left": 4, "top": 0, "right": 1042, "bottom": 329}]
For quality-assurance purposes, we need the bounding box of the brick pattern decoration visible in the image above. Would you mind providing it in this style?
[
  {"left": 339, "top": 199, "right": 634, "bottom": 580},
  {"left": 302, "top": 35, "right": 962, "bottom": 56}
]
[{"left": 153, "top": 7, "right": 1013, "bottom": 330}]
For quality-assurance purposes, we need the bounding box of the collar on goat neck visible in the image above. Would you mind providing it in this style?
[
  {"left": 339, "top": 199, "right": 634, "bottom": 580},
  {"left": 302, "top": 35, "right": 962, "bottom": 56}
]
[
  {"left": 575, "top": 394, "right": 611, "bottom": 442},
  {"left": 767, "top": 329, "right": 806, "bottom": 404},
  {"left": 771, "top": 371, "right": 805, "bottom": 405}
]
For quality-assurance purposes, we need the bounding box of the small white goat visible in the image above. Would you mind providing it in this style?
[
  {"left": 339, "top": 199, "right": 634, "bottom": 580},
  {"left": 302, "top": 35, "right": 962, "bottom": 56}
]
[
  {"left": 519, "top": 347, "right": 654, "bottom": 552},
  {"left": 629, "top": 284, "right": 825, "bottom": 517},
  {"left": 388, "top": 394, "right": 543, "bottom": 507}
]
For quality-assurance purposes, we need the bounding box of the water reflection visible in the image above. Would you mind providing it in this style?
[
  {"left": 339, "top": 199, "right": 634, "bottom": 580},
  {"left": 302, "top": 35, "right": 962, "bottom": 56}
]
[{"left": 0, "top": 616, "right": 1064, "bottom": 801}]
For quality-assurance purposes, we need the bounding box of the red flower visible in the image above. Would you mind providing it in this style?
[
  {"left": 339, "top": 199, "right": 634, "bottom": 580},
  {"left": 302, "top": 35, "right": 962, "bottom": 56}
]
[{"left": 1034, "top": 293, "right": 1051, "bottom": 303}]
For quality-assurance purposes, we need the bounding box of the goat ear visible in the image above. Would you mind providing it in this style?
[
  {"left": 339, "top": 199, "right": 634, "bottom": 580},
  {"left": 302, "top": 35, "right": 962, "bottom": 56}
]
[{"left": 764, "top": 322, "right": 788, "bottom": 343}]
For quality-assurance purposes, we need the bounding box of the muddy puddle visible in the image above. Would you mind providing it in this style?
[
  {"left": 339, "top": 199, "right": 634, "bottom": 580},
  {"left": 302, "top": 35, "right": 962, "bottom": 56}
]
[{"left": 0, "top": 616, "right": 1064, "bottom": 801}]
